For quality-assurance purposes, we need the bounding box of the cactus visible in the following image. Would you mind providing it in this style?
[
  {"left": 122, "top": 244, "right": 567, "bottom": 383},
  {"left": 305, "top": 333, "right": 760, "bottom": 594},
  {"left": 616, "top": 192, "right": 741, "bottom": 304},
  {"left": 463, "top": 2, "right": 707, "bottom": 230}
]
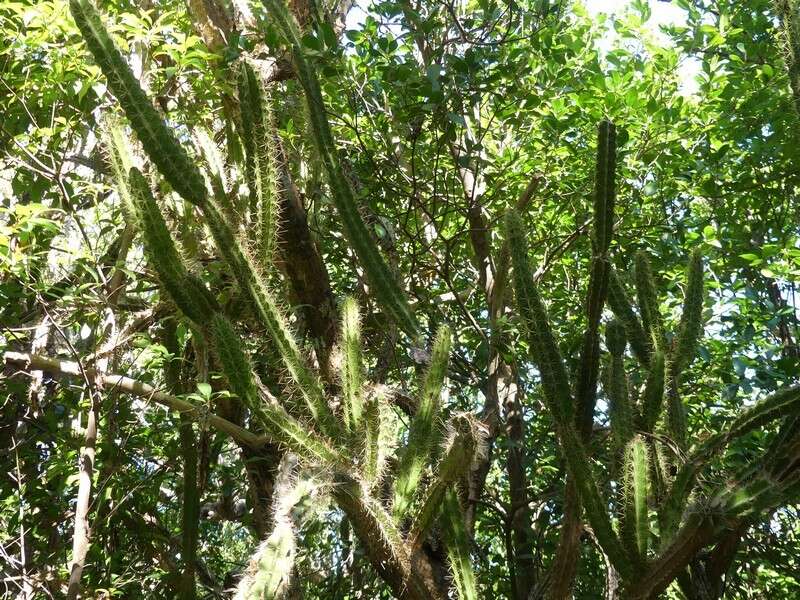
[
  {"left": 633, "top": 251, "right": 664, "bottom": 351},
  {"left": 202, "top": 203, "right": 340, "bottom": 437},
  {"left": 71, "top": 4, "right": 800, "bottom": 592},
  {"left": 775, "top": 0, "right": 800, "bottom": 115},
  {"left": 339, "top": 297, "right": 365, "bottom": 433},
  {"left": 128, "top": 168, "right": 219, "bottom": 325},
  {"left": 362, "top": 388, "right": 384, "bottom": 485},
  {"left": 393, "top": 325, "right": 451, "bottom": 519},
  {"left": 673, "top": 249, "right": 705, "bottom": 377},
  {"left": 575, "top": 121, "right": 617, "bottom": 435},
  {"left": 103, "top": 117, "right": 135, "bottom": 215},
  {"left": 238, "top": 62, "right": 279, "bottom": 264},
  {"left": 69, "top": 0, "right": 208, "bottom": 207},
  {"left": 441, "top": 489, "right": 478, "bottom": 600},
  {"left": 605, "top": 319, "right": 634, "bottom": 450},
  {"left": 607, "top": 267, "right": 652, "bottom": 367},
  {"left": 261, "top": 0, "right": 420, "bottom": 339},
  {"left": 592, "top": 120, "right": 617, "bottom": 252},
  {"left": 621, "top": 435, "right": 650, "bottom": 561},
  {"left": 640, "top": 350, "right": 666, "bottom": 433},
  {"left": 508, "top": 203, "right": 633, "bottom": 580},
  {"left": 210, "top": 314, "right": 344, "bottom": 467},
  {"left": 235, "top": 468, "right": 320, "bottom": 600},
  {"left": 505, "top": 211, "right": 573, "bottom": 421},
  {"left": 409, "top": 414, "right": 479, "bottom": 546}
]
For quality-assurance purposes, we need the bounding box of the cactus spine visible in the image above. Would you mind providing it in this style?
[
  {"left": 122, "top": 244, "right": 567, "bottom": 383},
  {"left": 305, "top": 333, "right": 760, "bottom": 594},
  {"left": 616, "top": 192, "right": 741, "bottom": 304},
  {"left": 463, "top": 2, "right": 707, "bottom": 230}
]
[
  {"left": 69, "top": 0, "right": 208, "bottom": 207},
  {"left": 339, "top": 297, "right": 365, "bottom": 433},
  {"left": 393, "top": 325, "right": 451, "bottom": 519},
  {"left": 261, "top": 0, "right": 419, "bottom": 339}
]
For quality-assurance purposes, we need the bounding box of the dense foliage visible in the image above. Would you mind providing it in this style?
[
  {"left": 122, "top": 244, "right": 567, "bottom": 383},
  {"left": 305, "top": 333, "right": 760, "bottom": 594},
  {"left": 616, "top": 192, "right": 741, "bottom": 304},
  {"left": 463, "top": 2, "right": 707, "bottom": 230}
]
[{"left": 2, "top": 0, "right": 800, "bottom": 598}]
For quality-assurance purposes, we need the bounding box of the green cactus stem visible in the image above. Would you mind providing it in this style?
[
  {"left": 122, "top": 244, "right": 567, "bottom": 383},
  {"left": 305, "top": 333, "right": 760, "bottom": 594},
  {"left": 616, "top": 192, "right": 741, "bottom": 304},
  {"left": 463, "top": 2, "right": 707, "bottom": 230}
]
[
  {"left": 210, "top": 314, "right": 343, "bottom": 467},
  {"left": 633, "top": 251, "right": 664, "bottom": 351},
  {"left": 261, "top": 0, "right": 419, "bottom": 338},
  {"left": 640, "top": 350, "right": 666, "bottom": 433},
  {"left": 393, "top": 325, "right": 451, "bottom": 519},
  {"left": 441, "top": 489, "right": 478, "bottom": 600},
  {"left": 592, "top": 120, "right": 617, "bottom": 252},
  {"left": 235, "top": 471, "right": 319, "bottom": 600},
  {"left": 69, "top": 0, "right": 208, "bottom": 207},
  {"left": 606, "top": 319, "right": 634, "bottom": 450},
  {"left": 409, "top": 414, "right": 478, "bottom": 547},
  {"left": 607, "top": 267, "right": 652, "bottom": 367},
  {"left": 622, "top": 435, "right": 650, "bottom": 561},
  {"left": 506, "top": 210, "right": 573, "bottom": 421},
  {"left": 673, "top": 249, "right": 705, "bottom": 377},
  {"left": 128, "top": 168, "right": 218, "bottom": 325},
  {"left": 340, "top": 297, "right": 365, "bottom": 433},
  {"left": 202, "top": 203, "right": 340, "bottom": 438},
  {"left": 238, "top": 61, "right": 279, "bottom": 264}
]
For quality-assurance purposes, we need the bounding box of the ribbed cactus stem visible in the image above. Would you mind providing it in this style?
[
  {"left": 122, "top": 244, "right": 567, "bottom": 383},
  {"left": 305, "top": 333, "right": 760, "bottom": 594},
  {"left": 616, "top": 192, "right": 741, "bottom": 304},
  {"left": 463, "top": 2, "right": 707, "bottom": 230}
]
[
  {"left": 606, "top": 320, "right": 634, "bottom": 450},
  {"left": 592, "top": 120, "right": 617, "bottom": 252},
  {"left": 201, "top": 203, "right": 340, "bottom": 438},
  {"left": 238, "top": 61, "right": 259, "bottom": 213},
  {"left": 575, "top": 121, "right": 617, "bottom": 435},
  {"left": 128, "top": 168, "right": 218, "bottom": 325},
  {"left": 103, "top": 118, "right": 134, "bottom": 216},
  {"left": 363, "top": 390, "right": 383, "bottom": 485},
  {"left": 340, "top": 297, "right": 365, "bottom": 432},
  {"left": 633, "top": 251, "right": 663, "bottom": 351},
  {"left": 69, "top": 0, "right": 207, "bottom": 207},
  {"left": 607, "top": 267, "right": 651, "bottom": 367},
  {"left": 210, "top": 314, "right": 343, "bottom": 467},
  {"left": 441, "top": 489, "right": 478, "bottom": 600},
  {"left": 261, "top": 0, "right": 419, "bottom": 339},
  {"left": 557, "top": 422, "right": 634, "bottom": 580},
  {"left": 673, "top": 249, "right": 705, "bottom": 377},
  {"left": 238, "top": 62, "right": 279, "bottom": 264},
  {"left": 622, "top": 435, "right": 650, "bottom": 561},
  {"left": 409, "top": 414, "right": 477, "bottom": 546},
  {"left": 506, "top": 210, "right": 573, "bottom": 421},
  {"left": 235, "top": 472, "right": 319, "bottom": 600},
  {"left": 641, "top": 351, "right": 666, "bottom": 433},
  {"left": 775, "top": 0, "right": 800, "bottom": 115},
  {"left": 393, "top": 325, "right": 451, "bottom": 519}
]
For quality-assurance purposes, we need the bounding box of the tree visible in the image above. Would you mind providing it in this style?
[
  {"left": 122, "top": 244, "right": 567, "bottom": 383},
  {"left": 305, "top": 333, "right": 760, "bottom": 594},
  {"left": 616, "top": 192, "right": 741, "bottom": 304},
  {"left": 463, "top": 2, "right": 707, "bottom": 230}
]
[{"left": 1, "top": 0, "right": 799, "bottom": 598}]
